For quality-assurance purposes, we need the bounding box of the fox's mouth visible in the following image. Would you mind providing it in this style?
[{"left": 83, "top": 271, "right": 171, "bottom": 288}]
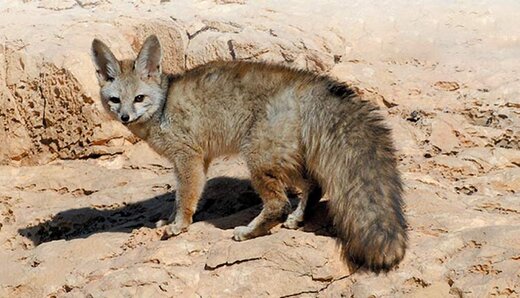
[{"left": 121, "top": 115, "right": 142, "bottom": 126}]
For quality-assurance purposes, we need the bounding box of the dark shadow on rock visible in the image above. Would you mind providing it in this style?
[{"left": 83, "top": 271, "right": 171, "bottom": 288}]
[
  {"left": 18, "top": 191, "right": 173, "bottom": 246},
  {"left": 18, "top": 176, "right": 334, "bottom": 246}
]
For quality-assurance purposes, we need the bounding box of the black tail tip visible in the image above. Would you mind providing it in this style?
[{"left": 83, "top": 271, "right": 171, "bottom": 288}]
[
  {"left": 339, "top": 231, "right": 408, "bottom": 274},
  {"left": 348, "top": 253, "right": 404, "bottom": 274}
]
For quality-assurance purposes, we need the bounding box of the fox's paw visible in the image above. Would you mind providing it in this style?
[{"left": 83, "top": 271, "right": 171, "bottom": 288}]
[
  {"left": 156, "top": 213, "right": 175, "bottom": 228},
  {"left": 156, "top": 219, "right": 170, "bottom": 228},
  {"left": 233, "top": 226, "right": 254, "bottom": 241},
  {"left": 233, "top": 225, "right": 271, "bottom": 241},
  {"left": 160, "top": 222, "right": 188, "bottom": 240},
  {"left": 282, "top": 213, "right": 303, "bottom": 230}
]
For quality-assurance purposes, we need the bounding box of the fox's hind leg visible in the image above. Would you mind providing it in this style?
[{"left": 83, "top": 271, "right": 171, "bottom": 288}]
[
  {"left": 233, "top": 166, "right": 292, "bottom": 241},
  {"left": 234, "top": 101, "right": 303, "bottom": 241},
  {"left": 283, "top": 181, "right": 323, "bottom": 229}
]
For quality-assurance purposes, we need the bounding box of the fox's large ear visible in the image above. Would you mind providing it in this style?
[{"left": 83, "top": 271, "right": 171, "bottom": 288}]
[
  {"left": 91, "top": 39, "right": 121, "bottom": 84},
  {"left": 134, "top": 35, "right": 162, "bottom": 81}
]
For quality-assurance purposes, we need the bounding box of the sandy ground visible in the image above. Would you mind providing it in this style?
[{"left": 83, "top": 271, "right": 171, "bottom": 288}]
[{"left": 0, "top": 0, "right": 519, "bottom": 297}]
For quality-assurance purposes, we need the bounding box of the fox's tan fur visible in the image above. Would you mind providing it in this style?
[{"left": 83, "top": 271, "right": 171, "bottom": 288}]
[{"left": 91, "top": 35, "right": 407, "bottom": 272}]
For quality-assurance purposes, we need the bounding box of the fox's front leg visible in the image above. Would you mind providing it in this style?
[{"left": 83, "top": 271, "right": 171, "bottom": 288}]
[{"left": 157, "top": 154, "right": 206, "bottom": 239}]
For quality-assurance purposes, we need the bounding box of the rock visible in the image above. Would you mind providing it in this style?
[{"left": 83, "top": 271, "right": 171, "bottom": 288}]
[
  {"left": 430, "top": 118, "right": 461, "bottom": 153},
  {"left": 432, "top": 155, "right": 480, "bottom": 176},
  {"left": 458, "top": 147, "right": 520, "bottom": 172},
  {"left": 387, "top": 117, "right": 425, "bottom": 156},
  {"left": 1, "top": 0, "right": 520, "bottom": 297},
  {"left": 434, "top": 81, "right": 460, "bottom": 91},
  {"left": 37, "top": 0, "right": 77, "bottom": 11}
]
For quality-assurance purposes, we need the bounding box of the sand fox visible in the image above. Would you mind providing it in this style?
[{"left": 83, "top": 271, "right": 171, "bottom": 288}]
[{"left": 91, "top": 35, "right": 407, "bottom": 272}]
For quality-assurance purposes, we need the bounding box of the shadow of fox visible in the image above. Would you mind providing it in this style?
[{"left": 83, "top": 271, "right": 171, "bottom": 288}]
[{"left": 18, "top": 177, "right": 259, "bottom": 245}]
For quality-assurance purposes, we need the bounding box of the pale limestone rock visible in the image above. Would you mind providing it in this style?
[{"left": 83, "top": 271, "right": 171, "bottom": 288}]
[
  {"left": 0, "top": 0, "right": 520, "bottom": 297},
  {"left": 430, "top": 118, "right": 461, "bottom": 153},
  {"left": 37, "top": 0, "right": 77, "bottom": 11}
]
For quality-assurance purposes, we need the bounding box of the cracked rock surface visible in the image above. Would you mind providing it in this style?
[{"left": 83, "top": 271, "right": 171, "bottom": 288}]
[{"left": 1, "top": 0, "right": 520, "bottom": 297}]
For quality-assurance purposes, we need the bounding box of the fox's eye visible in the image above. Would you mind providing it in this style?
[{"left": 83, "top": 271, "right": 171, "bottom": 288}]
[
  {"left": 134, "top": 95, "right": 145, "bottom": 103},
  {"left": 109, "top": 97, "right": 120, "bottom": 104}
]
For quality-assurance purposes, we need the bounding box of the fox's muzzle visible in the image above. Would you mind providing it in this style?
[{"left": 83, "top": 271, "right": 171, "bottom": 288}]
[{"left": 120, "top": 114, "right": 130, "bottom": 123}]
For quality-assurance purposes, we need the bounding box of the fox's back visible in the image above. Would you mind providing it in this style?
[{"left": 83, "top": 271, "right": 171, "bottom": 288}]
[
  {"left": 166, "top": 61, "right": 356, "bottom": 124},
  {"left": 169, "top": 61, "right": 319, "bottom": 106},
  {"left": 160, "top": 61, "right": 362, "bottom": 155},
  {"left": 162, "top": 62, "right": 326, "bottom": 151}
]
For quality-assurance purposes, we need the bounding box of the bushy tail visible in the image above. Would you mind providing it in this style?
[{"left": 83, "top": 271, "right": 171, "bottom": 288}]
[{"left": 303, "top": 86, "right": 407, "bottom": 272}]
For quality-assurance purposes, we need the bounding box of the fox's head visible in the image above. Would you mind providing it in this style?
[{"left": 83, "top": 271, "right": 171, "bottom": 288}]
[{"left": 91, "top": 35, "right": 166, "bottom": 126}]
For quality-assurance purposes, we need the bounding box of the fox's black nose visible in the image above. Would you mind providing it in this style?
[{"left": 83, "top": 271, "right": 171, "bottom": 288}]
[{"left": 120, "top": 114, "right": 130, "bottom": 122}]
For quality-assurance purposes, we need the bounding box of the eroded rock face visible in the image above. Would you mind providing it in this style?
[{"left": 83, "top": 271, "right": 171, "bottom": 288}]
[
  {"left": 1, "top": 0, "right": 520, "bottom": 297},
  {"left": 2, "top": 60, "right": 106, "bottom": 163}
]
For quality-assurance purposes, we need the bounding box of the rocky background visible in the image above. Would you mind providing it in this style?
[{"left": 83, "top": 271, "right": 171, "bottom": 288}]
[{"left": 0, "top": 0, "right": 519, "bottom": 297}]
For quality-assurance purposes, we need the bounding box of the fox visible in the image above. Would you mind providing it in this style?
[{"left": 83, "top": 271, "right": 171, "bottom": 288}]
[{"left": 91, "top": 35, "right": 407, "bottom": 272}]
